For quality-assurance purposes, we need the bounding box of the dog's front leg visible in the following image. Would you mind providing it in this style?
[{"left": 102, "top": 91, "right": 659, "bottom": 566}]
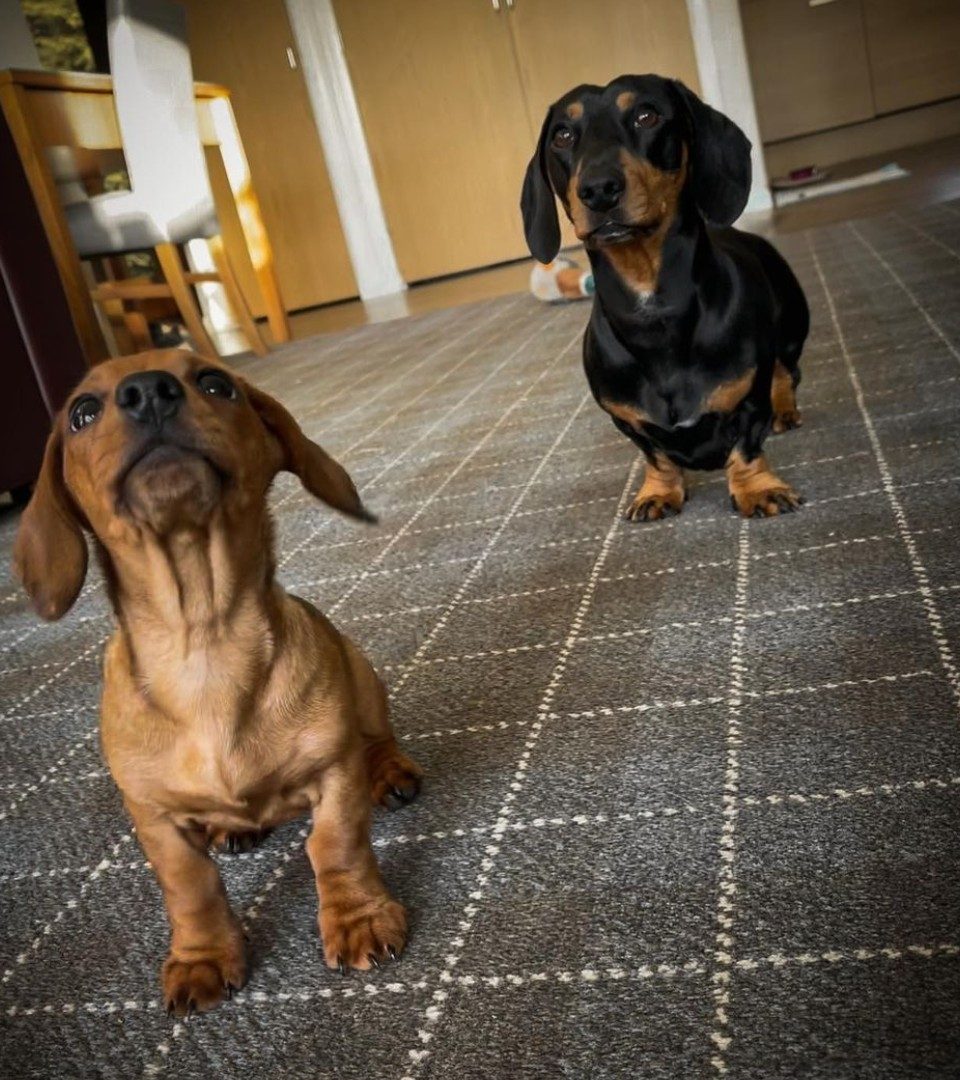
[
  {"left": 126, "top": 798, "right": 246, "bottom": 1015},
  {"left": 725, "top": 447, "right": 803, "bottom": 517},
  {"left": 625, "top": 451, "right": 687, "bottom": 522},
  {"left": 307, "top": 754, "right": 407, "bottom": 971}
]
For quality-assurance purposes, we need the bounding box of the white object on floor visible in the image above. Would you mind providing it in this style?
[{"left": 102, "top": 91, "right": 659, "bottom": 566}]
[
  {"left": 530, "top": 258, "right": 576, "bottom": 302},
  {"left": 773, "top": 163, "right": 909, "bottom": 208},
  {"left": 530, "top": 258, "right": 593, "bottom": 303},
  {"left": 770, "top": 166, "right": 830, "bottom": 191}
]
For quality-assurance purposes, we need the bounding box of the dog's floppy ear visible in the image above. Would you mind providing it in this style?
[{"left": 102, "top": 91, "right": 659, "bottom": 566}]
[
  {"left": 521, "top": 109, "right": 562, "bottom": 264},
  {"left": 245, "top": 382, "right": 375, "bottom": 524},
  {"left": 671, "top": 80, "right": 752, "bottom": 227},
  {"left": 14, "top": 426, "right": 88, "bottom": 621}
]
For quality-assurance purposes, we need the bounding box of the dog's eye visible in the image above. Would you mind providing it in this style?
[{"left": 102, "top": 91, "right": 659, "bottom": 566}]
[
  {"left": 69, "top": 395, "right": 102, "bottom": 433},
  {"left": 634, "top": 110, "right": 659, "bottom": 130},
  {"left": 197, "top": 370, "right": 237, "bottom": 400},
  {"left": 552, "top": 127, "right": 575, "bottom": 150}
]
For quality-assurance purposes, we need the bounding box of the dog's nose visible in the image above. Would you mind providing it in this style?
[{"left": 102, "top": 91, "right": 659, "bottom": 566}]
[
  {"left": 115, "top": 370, "right": 184, "bottom": 428},
  {"left": 578, "top": 171, "right": 626, "bottom": 212}
]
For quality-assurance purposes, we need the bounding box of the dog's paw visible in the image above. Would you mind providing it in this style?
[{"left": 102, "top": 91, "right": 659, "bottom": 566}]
[
  {"left": 369, "top": 748, "right": 423, "bottom": 811},
  {"left": 162, "top": 943, "right": 246, "bottom": 1017},
  {"left": 772, "top": 409, "right": 803, "bottom": 434},
  {"left": 730, "top": 484, "right": 804, "bottom": 518},
  {"left": 320, "top": 896, "right": 407, "bottom": 972},
  {"left": 208, "top": 827, "right": 273, "bottom": 855},
  {"left": 624, "top": 490, "right": 685, "bottom": 523}
]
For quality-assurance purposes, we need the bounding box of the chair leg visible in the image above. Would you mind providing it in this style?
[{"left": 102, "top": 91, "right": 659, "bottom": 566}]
[
  {"left": 102, "top": 258, "right": 153, "bottom": 351},
  {"left": 154, "top": 243, "right": 218, "bottom": 358},
  {"left": 207, "top": 235, "right": 268, "bottom": 357}
]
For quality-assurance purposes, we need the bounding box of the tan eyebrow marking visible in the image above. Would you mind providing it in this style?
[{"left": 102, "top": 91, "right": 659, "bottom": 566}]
[
  {"left": 616, "top": 91, "right": 636, "bottom": 111},
  {"left": 565, "top": 100, "right": 584, "bottom": 120}
]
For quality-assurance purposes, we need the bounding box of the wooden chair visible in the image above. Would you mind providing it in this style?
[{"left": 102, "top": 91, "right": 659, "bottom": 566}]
[{"left": 61, "top": 0, "right": 266, "bottom": 357}]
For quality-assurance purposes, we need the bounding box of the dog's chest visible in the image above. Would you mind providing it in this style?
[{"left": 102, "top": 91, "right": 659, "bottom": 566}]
[
  {"left": 145, "top": 632, "right": 264, "bottom": 719},
  {"left": 102, "top": 607, "right": 350, "bottom": 830},
  {"left": 597, "top": 345, "right": 758, "bottom": 433},
  {"left": 588, "top": 302, "right": 759, "bottom": 432},
  {"left": 618, "top": 366, "right": 718, "bottom": 431},
  {"left": 154, "top": 722, "right": 330, "bottom": 829},
  {"left": 106, "top": 665, "right": 343, "bottom": 829}
]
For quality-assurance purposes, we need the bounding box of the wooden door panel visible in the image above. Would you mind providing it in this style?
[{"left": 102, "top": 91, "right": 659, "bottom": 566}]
[
  {"left": 333, "top": 0, "right": 534, "bottom": 282},
  {"left": 741, "top": 0, "right": 875, "bottom": 143},
  {"left": 863, "top": 0, "right": 960, "bottom": 114},
  {"left": 184, "top": 0, "right": 356, "bottom": 312},
  {"left": 506, "top": 0, "right": 700, "bottom": 121}
]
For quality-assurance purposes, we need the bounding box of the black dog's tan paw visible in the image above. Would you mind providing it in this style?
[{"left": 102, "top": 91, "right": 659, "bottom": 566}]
[
  {"left": 624, "top": 458, "right": 686, "bottom": 523},
  {"left": 162, "top": 945, "right": 246, "bottom": 1017},
  {"left": 730, "top": 484, "right": 803, "bottom": 518},
  {"left": 772, "top": 409, "right": 803, "bottom": 434},
  {"left": 320, "top": 896, "right": 407, "bottom": 972},
  {"left": 368, "top": 744, "right": 423, "bottom": 811},
  {"left": 624, "top": 492, "right": 684, "bottom": 522},
  {"left": 624, "top": 468, "right": 688, "bottom": 523},
  {"left": 726, "top": 451, "right": 803, "bottom": 518}
]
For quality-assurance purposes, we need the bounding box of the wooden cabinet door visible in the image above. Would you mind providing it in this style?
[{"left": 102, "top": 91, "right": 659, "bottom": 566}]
[
  {"left": 504, "top": 0, "right": 700, "bottom": 250},
  {"left": 183, "top": 0, "right": 357, "bottom": 312},
  {"left": 863, "top": 0, "right": 960, "bottom": 114},
  {"left": 333, "top": 0, "right": 535, "bottom": 283},
  {"left": 505, "top": 0, "right": 700, "bottom": 123},
  {"left": 741, "top": 0, "right": 876, "bottom": 142}
]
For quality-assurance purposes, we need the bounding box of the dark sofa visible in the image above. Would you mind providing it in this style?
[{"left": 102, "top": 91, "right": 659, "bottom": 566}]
[{"left": 0, "top": 107, "right": 87, "bottom": 500}]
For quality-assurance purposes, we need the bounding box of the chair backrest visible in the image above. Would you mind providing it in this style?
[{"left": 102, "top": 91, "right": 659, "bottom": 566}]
[{"left": 106, "top": 0, "right": 217, "bottom": 239}]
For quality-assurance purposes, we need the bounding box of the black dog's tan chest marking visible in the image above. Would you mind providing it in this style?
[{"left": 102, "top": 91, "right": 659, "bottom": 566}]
[
  {"left": 703, "top": 368, "right": 756, "bottom": 414},
  {"left": 600, "top": 398, "right": 650, "bottom": 433},
  {"left": 602, "top": 365, "right": 755, "bottom": 440}
]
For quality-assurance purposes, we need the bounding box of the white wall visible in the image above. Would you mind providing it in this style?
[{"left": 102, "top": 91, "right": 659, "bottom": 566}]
[
  {"left": 285, "top": 0, "right": 404, "bottom": 301},
  {"left": 685, "top": 0, "right": 773, "bottom": 213}
]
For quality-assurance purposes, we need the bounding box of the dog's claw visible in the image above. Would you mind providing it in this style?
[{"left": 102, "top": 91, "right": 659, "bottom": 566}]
[
  {"left": 368, "top": 953, "right": 381, "bottom": 969},
  {"left": 387, "top": 945, "right": 399, "bottom": 962},
  {"left": 214, "top": 828, "right": 273, "bottom": 856},
  {"left": 337, "top": 956, "right": 346, "bottom": 977},
  {"left": 381, "top": 778, "right": 421, "bottom": 811}
]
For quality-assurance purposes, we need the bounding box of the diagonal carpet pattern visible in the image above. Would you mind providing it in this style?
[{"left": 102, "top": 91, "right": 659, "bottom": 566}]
[{"left": 1, "top": 200, "right": 959, "bottom": 1079}]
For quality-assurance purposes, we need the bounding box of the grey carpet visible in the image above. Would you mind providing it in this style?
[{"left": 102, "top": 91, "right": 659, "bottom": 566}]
[{"left": 2, "top": 200, "right": 960, "bottom": 1080}]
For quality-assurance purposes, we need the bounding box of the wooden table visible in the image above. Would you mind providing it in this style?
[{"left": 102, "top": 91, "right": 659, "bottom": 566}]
[{"left": 0, "top": 68, "right": 291, "bottom": 363}]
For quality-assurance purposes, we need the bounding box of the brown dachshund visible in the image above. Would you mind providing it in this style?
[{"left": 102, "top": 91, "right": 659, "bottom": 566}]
[{"left": 13, "top": 349, "right": 422, "bottom": 1015}]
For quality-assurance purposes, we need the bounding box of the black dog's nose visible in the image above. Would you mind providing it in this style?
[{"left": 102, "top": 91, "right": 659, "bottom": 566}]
[
  {"left": 578, "top": 171, "right": 626, "bottom": 212},
  {"left": 115, "top": 370, "right": 184, "bottom": 427}
]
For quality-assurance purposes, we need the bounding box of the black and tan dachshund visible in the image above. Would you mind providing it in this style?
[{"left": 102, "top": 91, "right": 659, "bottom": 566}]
[{"left": 521, "top": 75, "right": 810, "bottom": 520}]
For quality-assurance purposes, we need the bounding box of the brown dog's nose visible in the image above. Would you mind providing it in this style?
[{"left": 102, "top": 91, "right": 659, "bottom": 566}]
[
  {"left": 578, "top": 171, "right": 626, "bottom": 213},
  {"left": 116, "top": 370, "right": 184, "bottom": 428}
]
